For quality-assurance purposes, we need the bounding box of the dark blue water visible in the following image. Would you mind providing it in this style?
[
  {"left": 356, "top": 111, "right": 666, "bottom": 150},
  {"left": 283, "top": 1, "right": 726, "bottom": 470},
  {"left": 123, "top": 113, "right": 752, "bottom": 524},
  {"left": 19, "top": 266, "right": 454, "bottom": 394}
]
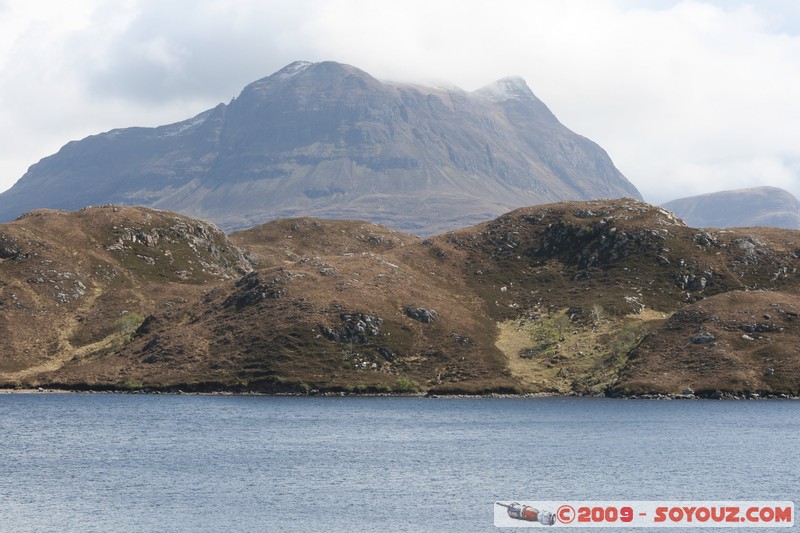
[{"left": 0, "top": 395, "right": 796, "bottom": 532}]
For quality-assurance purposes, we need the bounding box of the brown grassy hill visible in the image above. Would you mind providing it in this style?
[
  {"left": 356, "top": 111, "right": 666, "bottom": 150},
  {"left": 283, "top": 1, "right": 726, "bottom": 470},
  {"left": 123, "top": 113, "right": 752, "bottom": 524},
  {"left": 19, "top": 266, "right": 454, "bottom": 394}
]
[
  {"left": 4, "top": 199, "right": 800, "bottom": 396},
  {"left": 614, "top": 291, "right": 800, "bottom": 397},
  {"left": 0, "top": 206, "right": 251, "bottom": 387},
  {"left": 48, "top": 218, "right": 515, "bottom": 393},
  {"left": 394, "top": 198, "right": 800, "bottom": 394}
]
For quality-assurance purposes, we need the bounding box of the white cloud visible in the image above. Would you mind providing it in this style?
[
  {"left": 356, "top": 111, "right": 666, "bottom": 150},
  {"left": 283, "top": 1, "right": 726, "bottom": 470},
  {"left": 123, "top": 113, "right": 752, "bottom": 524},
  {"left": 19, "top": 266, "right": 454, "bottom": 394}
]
[{"left": 1, "top": 0, "right": 800, "bottom": 207}]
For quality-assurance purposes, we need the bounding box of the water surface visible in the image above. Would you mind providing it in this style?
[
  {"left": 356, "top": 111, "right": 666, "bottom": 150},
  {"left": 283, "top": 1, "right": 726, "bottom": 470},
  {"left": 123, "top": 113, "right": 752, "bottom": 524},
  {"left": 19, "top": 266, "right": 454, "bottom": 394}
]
[{"left": 0, "top": 395, "right": 796, "bottom": 532}]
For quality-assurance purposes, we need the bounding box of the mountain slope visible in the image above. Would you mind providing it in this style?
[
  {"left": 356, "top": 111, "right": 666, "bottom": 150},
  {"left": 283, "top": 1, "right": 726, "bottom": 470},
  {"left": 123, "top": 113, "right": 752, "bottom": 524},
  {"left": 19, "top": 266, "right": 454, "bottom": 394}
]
[
  {"left": 0, "top": 61, "right": 640, "bottom": 235},
  {"left": 662, "top": 186, "right": 800, "bottom": 229}
]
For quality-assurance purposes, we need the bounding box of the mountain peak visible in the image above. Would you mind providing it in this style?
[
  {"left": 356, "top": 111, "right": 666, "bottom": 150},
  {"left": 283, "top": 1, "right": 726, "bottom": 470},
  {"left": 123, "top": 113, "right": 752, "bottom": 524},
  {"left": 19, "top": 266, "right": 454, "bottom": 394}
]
[
  {"left": 241, "top": 60, "right": 380, "bottom": 98},
  {"left": 273, "top": 60, "right": 314, "bottom": 80},
  {"left": 475, "top": 76, "right": 535, "bottom": 102}
]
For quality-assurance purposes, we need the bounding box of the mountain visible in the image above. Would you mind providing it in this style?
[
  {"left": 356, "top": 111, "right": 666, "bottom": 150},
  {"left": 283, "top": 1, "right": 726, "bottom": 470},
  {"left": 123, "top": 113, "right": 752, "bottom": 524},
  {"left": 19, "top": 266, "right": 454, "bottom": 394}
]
[
  {"left": 662, "top": 186, "right": 800, "bottom": 229},
  {"left": 0, "top": 61, "right": 640, "bottom": 235},
  {"left": 3, "top": 200, "right": 800, "bottom": 397}
]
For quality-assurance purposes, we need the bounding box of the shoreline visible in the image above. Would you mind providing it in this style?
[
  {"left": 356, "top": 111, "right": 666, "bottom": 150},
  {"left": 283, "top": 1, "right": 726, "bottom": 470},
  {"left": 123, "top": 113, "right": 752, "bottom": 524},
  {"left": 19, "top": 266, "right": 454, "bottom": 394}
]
[{"left": 1, "top": 387, "right": 797, "bottom": 400}]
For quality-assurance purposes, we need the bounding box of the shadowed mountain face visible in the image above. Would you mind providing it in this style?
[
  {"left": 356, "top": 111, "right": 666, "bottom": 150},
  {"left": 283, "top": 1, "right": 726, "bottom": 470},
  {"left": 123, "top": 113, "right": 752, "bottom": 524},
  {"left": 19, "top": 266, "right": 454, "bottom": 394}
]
[
  {"left": 663, "top": 186, "right": 800, "bottom": 229},
  {"left": 0, "top": 61, "right": 640, "bottom": 235}
]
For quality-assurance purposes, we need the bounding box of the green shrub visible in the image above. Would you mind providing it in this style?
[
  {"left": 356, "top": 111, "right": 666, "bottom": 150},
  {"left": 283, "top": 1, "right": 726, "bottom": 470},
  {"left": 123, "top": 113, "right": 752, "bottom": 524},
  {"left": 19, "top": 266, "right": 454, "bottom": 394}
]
[
  {"left": 123, "top": 379, "right": 143, "bottom": 390},
  {"left": 116, "top": 313, "right": 145, "bottom": 334},
  {"left": 115, "top": 313, "right": 145, "bottom": 344},
  {"left": 394, "top": 377, "right": 420, "bottom": 392},
  {"left": 609, "top": 320, "right": 651, "bottom": 364}
]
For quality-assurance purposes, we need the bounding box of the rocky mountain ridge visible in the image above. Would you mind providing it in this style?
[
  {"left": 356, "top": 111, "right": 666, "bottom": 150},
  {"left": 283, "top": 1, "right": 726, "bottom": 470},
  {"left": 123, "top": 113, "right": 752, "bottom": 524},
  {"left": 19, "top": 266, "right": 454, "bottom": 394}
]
[
  {"left": 0, "top": 61, "right": 640, "bottom": 235},
  {"left": 2, "top": 199, "right": 800, "bottom": 397}
]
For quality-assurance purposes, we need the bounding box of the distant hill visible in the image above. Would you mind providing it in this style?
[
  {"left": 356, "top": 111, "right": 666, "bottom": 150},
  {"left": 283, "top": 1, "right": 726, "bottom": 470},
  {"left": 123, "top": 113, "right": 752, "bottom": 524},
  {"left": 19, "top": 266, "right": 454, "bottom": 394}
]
[
  {"left": 662, "top": 186, "right": 800, "bottom": 229},
  {"left": 0, "top": 61, "right": 640, "bottom": 235},
  {"left": 4, "top": 200, "right": 800, "bottom": 397}
]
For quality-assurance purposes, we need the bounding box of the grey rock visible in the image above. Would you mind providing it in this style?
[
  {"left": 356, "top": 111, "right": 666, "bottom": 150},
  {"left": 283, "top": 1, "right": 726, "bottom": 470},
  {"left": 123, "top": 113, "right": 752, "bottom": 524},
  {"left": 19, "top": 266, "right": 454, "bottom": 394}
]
[
  {"left": 687, "top": 275, "right": 707, "bottom": 292},
  {"left": 539, "top": 211, "right": 663, "bottom": 268},
  {"left": 405, "top": 306, "right": 437, "bottom": 323},
  {"left": 321, "top": 313, "right": 383, "bottom": 343},
  {"left": 0, "top": 245, "right": 19, "bottom": 259},
  {"left": 450, "top": 333, "right": 472, "bottom": 346},
  {"left": 223, "top": 271, "right": 288, "bottom": 309},
  {"left": 693, "top": 232, "right": 719, "bottom": 247},
  {"left": 377, "top": 347, "right": 395, "bottom": 361},
  {"left": 690, "top": 331, "right": 716, "bottom": 344}
]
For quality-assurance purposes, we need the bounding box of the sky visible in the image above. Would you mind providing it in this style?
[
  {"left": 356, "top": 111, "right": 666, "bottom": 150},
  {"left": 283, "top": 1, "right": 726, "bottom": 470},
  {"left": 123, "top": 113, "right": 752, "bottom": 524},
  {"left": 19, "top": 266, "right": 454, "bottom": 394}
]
[{"left": 2, "top": 0, "right": 800, "bottom": 204}]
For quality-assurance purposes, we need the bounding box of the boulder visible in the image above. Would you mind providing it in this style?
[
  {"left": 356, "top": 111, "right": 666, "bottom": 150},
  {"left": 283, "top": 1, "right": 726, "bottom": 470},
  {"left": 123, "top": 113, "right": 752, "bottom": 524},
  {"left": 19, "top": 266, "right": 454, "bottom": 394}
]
[{"left": 405, "top": 306, "right": 437, "bottom": 323}]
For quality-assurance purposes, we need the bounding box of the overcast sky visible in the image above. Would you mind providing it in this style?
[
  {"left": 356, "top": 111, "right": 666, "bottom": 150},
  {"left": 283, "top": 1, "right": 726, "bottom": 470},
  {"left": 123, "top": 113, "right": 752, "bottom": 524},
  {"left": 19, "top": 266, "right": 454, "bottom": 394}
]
[{"left": 2, "top": 0, "right": 800, "bottom": 204}]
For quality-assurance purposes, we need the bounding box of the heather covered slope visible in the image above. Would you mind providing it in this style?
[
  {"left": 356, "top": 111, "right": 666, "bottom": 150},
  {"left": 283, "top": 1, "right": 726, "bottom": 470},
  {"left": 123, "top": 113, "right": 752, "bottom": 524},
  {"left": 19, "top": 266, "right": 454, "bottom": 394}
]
[
  {"left": 0, "top": 61, "right": 640, "bottom": 235},
  {"left": 4, "top": 200, "right": 800, "bottom": 396},
  {"left": 0, "top": 206, "right": 251, "bottom": 386},
  {"left": 614, "top": 291, "right": 800, "bottom": 397}
]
